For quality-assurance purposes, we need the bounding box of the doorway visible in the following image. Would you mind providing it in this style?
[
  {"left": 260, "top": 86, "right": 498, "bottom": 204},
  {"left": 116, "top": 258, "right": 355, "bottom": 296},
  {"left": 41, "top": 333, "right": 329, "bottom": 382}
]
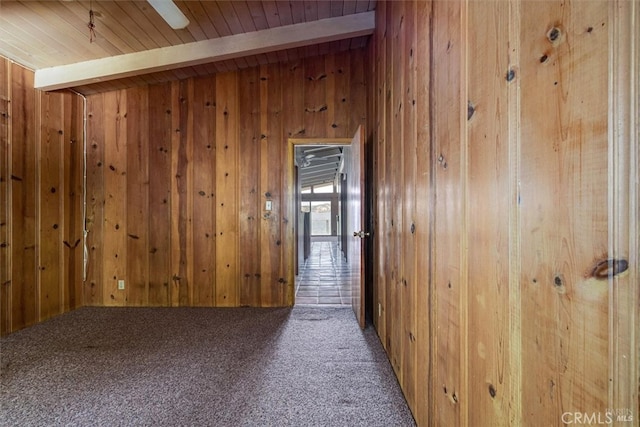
[
  {"left": 287, "top": 127, "right": 366, "bottom": 328},
  {"left": 293, "top": 144, "right": 352, "bottom": 306}
]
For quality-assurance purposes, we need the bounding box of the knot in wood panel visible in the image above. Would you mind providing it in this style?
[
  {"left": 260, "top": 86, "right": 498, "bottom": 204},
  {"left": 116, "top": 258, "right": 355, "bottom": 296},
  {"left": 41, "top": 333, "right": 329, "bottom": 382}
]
[
  {"left": 546, "top": 26, "right": 564, "bottom": 47},
  {"left": 590, "top": 258, "right": 629, "bottom": 279},
  {"left": 488, "top": 384, "right": 497, "bottom": 398},
  {"left": 304, "top": 105, "right": 328, "bottom": 113},
  {"left": 437, "top": 154, "right": 448, "bottom": 169},
  {"left": 553, "top": 274, "right": 567, "bottom": 294},
  {"left": 467, "top": 101, "right": 476, "bottom": 120}
]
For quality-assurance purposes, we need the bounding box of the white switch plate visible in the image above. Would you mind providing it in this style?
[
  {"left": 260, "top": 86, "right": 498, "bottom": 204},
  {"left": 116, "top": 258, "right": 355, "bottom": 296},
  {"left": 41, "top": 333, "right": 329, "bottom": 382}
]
[
  {"left": 265, "top": 200, "right": 272, "bottom": 211},
  {"left": 118, "top": 279, "right": 125, "bottom": 290}
]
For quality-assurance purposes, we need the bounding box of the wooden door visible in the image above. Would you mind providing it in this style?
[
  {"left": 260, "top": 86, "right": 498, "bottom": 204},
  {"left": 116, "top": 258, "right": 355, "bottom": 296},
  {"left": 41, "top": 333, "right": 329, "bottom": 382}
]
[{"left": 346, "top": 125, "right": 366, "bottom": 328}]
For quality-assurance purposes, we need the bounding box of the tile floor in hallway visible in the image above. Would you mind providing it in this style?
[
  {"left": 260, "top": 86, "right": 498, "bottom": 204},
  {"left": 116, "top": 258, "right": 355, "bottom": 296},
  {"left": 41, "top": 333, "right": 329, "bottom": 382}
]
[{"left": 295, "top": 239, "right": 352, "bottom": 306}]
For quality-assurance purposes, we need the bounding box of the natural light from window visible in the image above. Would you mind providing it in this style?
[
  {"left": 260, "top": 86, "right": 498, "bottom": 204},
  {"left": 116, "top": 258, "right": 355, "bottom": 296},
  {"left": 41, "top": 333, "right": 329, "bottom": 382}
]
[{"left": 313, "top": 183, "right": 334, "bottom": 194}]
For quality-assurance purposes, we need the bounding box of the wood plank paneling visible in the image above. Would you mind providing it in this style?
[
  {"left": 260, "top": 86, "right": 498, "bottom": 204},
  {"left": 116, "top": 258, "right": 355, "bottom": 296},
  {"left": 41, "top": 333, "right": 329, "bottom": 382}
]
[
  {"left": 0, "top": 57, "right": 10, "bottom": 335},
  {"left": 238, "top": 67, "right": 260, "bottom": 306},
  {"left": 61, "top": 93, "right": 82, "bottom": 312},
  {"left": 264, "top": 63, "right": 285, "bottom": 306},
  {"left": 372, "top": 0, "right": 387, "bottom": 346},
  {"left": 1, "top": 62, "right": 83, "bottom": 335},
  {"left": 10, "top": 64, "right": 38, "bottom": 330},
  {"left": 304, "top": 55, "right": 328, "bottom": 139},
  {"left": 171, "top": 80, "right": 194, "bottom": 306},
  {"left": 215, "top": 72, "right": 239, "bottom": 307},
  {"left": 467, "top": 2, "right": 512, "bottom": 423},
  {"left": 85, "top": 92, "right": 104, "bottom": 306},
  {"left": 147, "top": 83, "right": 172, "bottom": 306},
  {"left": 280, "top": 60, "right": 305, "bottom": 306},
  {"left": 84, "top": 51, "right": 366, "bottom": 309},
  {"left": 191, "top": 76, "right": 216, "bottom": 307},
  {"left": 388, "top": 0, "right": 404, "bottom": 380},
  {"left": 125, "top": 86, "right": 149, "bottom": 306},
  {"left": 400, "top": 0, "right": 418, "bottom": 412},
  {"left": 370, "top": 1, "right": 638, "bottom": 425},
  {"left": 431, "top": 1, "right": 464, "bottom": 425},
  {"left": 413, "top": 2, "right": 432, "bottom": 424},
  {"left": 519, "top": 1, "right": 611, "bottom": 423},
  {"left": 608, "top": 0, "right": 639, "bottom": 416},
  {"left": 102, "top": 91, "right": 128, "bottom": 306},
  {"left": 39, "top": 91, "right": 64, "bottom": 320}
]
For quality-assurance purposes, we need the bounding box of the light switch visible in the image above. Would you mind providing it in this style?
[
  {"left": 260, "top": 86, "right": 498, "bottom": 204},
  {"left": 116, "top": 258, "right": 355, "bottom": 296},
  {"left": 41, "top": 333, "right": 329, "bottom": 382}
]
[{"left": 265, "top": 201, "right": 272, "bottom": 211}]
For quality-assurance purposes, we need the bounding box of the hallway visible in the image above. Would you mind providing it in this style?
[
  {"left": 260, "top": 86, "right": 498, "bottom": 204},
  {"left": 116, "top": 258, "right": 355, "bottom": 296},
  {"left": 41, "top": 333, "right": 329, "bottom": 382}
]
[{"left": 295, "top": 239, "right": 352, "bottom": 306}]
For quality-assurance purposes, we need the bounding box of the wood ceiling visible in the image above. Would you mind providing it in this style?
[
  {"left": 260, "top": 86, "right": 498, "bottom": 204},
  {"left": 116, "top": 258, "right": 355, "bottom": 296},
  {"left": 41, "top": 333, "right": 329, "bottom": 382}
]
[{"left": 0, "top": 1, "right": 375, "bottom": 95}]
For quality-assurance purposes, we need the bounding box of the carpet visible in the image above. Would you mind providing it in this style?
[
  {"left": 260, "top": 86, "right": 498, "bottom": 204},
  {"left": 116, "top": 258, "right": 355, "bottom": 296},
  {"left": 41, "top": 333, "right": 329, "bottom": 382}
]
[{"left": 0, "top": 306, "right": 415, "bottom": 427}]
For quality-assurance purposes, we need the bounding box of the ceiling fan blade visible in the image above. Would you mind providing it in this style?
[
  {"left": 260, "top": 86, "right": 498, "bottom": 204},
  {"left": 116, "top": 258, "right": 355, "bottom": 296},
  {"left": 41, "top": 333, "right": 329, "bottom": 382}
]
[{"left": 147, "top": 0, "right": 190, "bottom": 29}]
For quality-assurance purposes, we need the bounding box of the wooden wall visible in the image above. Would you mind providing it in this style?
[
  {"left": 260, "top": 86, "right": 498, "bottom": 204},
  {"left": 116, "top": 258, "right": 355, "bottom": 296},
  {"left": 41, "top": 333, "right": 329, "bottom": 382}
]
[
  {"left": 0, "top": 58, "right": 84, "bottom": 335},
  {"left": 369, "top": 1, "right": 639, "bottom": 425},
  {"left": 84, "top": 51, "right": 366, "bottom": 308}
]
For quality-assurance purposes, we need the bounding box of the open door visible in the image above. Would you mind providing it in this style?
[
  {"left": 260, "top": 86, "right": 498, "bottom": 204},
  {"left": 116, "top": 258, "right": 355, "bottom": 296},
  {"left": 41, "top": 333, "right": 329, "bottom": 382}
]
[{"left": 345, "top": 125, "right": 366, "bottom": 328}]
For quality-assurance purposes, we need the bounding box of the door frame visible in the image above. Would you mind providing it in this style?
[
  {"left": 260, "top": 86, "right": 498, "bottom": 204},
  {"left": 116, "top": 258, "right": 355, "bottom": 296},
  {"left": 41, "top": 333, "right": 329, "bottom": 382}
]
[{"left": 285, "top": 137, "right": 351, "bottom": 306}]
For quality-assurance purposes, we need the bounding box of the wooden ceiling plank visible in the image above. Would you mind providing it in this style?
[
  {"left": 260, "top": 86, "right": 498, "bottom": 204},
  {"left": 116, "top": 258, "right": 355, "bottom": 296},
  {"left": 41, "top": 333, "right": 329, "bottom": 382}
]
[
  {"left": 0, "top": 26, "right": 51, "bottom": 70},
  {"left": 180, "top": 1, "right": 220, "bottom": 39},
  {"left": 0, "top": 21, "right": 73, "bottom": 69},
  {"left": 303, "top": 44, "right": 319, "bottom": 59},
  {"left": 330, "top": 1, "right": 344, "bottom": 17},
  {"left": 290, "top": 1, "right": 306, "bottom": 24},
  {"left": 38, "top": 1, "right": 120, "bottom": 57},
  {"left": 243, "top": 55, "right": 259, "bottom": 69},
  {"left": 304, "top": 1, "right": 319, "bottom": 22},
  {"left": 19, "top": 1, "right": 106, "bottom": 56},
  {"left": 84, "top": 1, "right": 150, "bottom": 52},
  {"left": 218, "top": 1, "right": 248, "bottom": 35},
  {"left": 203, "top": 62, "right": 220, "bottom": 76},
  {"left": 140, "top": 1, "right": 197, "bottom": 44},
  {"left": 214, "top": 61, "right": 230, "bottom": 73},
  {"left": 338, "top": 38, "right": 351, "bottom": 52},
  {"left": 246, "top": 1, "right": 270, "bottom": 31},
  {"left": 117, "top": 2, "right": 177, "bottom": 47},
  {"left": 264, "top": 51, "right": 280, "bottom": 64},
  {"left": 171, "top": 67, "right": 196, "bottom": 81},
  {"left": 355, "top": 1, "right": 370, "bottom": 13},
  {"left": 260, "top": 1, "right": 282, "bottom": 28},
  {"left": 276, "top": 49, "right": 291, "bottom": 64},
  {"left": 343, "top": 1, "right": 358, "bottom": 15},
  {"left": 275, "top": 1, "right": 294, "bottom": 26},
  {"left": 201, "top": 1, "right": 233, "bottom": 37},
  {"left": 34, "top": 12, "right": 376, "bottom": 91},
  {"left": 96, "top": 1, "right": 163, "bottom": 50},
  {"left": 255, "top": 54, "right": 270, "bottom": 66},
  {"left": 233, "top": 57, "right": 251, "bottom": 70},
  {"left": 318, "top": 41, "right": 332, "bottom": 57},
  {"left": 317, "top": 1, "right": 332, "bottom": 19},
  {"left": 217, "top": 1, "right": 245, "bottom": 34},
  {"left": 58, "top": 1, "right": 138, "bottom": 56},
  {"left": 351, "top": 35, "right": 369, "bottom": 50}
]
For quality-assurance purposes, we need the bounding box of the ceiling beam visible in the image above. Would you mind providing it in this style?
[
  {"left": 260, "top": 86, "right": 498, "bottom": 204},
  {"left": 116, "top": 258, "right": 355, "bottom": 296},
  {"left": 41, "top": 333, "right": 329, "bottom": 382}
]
[
  {"left": 301, "top": 167, "right": 339, "bottom": 175},
  {"left": 34, "top": 11, "right": 375, "bottom": 91},
  {"left": 300, "top": 160, "right": 340, "bottom": 169}
]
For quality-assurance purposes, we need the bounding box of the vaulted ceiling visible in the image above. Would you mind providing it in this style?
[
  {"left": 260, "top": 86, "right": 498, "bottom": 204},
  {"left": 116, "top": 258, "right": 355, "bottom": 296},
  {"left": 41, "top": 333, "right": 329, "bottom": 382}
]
[{"left": 0, "top": 1, "right": 375, "bottom": 95}]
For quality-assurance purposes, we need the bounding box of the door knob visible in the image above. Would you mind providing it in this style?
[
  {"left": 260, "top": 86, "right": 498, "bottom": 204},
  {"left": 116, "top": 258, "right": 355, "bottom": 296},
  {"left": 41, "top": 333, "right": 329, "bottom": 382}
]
[{"left": 353, "top": 230, "right": 370, "bottom": 238}]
